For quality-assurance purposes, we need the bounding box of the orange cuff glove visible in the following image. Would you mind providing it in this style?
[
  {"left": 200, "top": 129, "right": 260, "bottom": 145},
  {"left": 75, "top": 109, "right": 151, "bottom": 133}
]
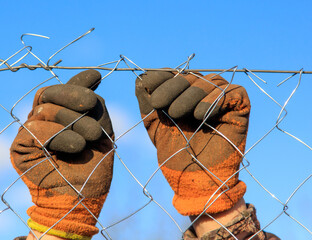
[
  {"left": 10, "top": 70, "right": 114, "bottom": 239},
  {"left": 135, "top": 70, "right": 250, "bottom": 216}
]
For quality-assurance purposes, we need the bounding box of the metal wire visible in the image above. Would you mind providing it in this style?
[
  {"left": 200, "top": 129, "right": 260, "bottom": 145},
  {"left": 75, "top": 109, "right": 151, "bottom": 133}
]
[
  {"left": 0, "top": 28, "right": 311, "bottom": 240},
  {"left": 2, "top": 63, "right": 312, "bottom": 74}
]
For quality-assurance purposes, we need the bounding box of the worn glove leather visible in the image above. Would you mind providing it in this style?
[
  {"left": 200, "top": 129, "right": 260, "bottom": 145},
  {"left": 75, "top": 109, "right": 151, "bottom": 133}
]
[
  {"left": 135, "top": 70, "right": 250, "bottom": 216},
  {"left": 11, "top": 70, "right": 114, "bottom": 240}
]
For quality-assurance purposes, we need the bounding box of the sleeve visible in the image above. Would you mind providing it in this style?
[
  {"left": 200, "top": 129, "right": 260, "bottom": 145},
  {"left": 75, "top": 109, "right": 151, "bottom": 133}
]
[{"left": 183, "top": 204, "right": 280, "bottom": 240}]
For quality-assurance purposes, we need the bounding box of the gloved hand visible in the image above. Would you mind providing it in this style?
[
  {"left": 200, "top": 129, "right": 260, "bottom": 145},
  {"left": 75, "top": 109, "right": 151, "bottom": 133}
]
[
  {"left": 10, "top": 70, "right": 114, "bottom": 240},
  {"left": 135, "top": 70, "right": 250, "bottom": 216}
]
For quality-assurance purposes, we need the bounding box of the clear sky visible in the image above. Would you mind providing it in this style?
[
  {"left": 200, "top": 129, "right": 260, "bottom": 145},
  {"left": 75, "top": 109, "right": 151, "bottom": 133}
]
[{"left": 1, "top": 1, "right": 312, "bottom": 239}]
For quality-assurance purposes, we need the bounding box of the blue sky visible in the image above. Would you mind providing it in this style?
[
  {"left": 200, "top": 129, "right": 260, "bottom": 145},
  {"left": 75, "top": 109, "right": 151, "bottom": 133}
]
[{"left": 1, "top": 1, "right": 312, "bottom": 239}]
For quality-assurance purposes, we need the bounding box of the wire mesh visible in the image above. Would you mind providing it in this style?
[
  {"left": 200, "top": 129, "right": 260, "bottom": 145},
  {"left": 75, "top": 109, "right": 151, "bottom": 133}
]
[{"left": 1, "top": 29, "right": 312, "bottom": 239}]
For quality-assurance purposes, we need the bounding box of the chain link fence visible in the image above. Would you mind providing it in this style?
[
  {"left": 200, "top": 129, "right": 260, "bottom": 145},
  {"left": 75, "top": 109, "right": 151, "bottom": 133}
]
[{"left": 1, "top": 29, "right": 312, "bottom": 239}]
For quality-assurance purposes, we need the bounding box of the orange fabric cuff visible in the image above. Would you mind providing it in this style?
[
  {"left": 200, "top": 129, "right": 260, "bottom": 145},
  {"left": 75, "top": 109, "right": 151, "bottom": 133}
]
[
  {"left": 161, "top": 165, "right": 246, "bottom": 216},
  {"left": 173, "top": 180, "right": 246, "bottom": 215},
  {"left": 26, "top": 193, "right": 107, "bottom": 237}
]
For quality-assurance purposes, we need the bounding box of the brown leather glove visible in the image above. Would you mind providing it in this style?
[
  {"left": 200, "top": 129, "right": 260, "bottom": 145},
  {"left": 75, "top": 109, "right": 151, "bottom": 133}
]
[
  {"left": 135, "top": 70, "right": 250, "bottom": 216},
  {"left": 10, "top": 70, "right": 114, "bottom": 240}
]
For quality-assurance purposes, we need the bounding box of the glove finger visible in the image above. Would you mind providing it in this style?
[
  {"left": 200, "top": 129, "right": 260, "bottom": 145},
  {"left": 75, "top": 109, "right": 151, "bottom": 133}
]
[
  {"left": 135, "top": 71, "right": 175, "bottom": 115},
  {"left": 49, "top": 130, "right": 86, "bottom": 153},
  {"left": 191, "top": 73, "right": 229, "bottom": 94},
  {"left": 140, "top": 71, "right": 175, "bottom": 93},
  {"left": 167, "top": 74, "right": 229, "bottom": 119},
  {"left": 168, "top": 86, "right": 207, "bottom": 119},
  {"left": 66, "top": 69, "right": 102, "bottom": 91},
  {"left": 88, "top": 95, "right": 114, "bottom": 137},
  {"left": 149, "top": 71, "right": 204, "bottom": 109},
  {"left": 150, "top": 76, "right": 191, "bottom": 109},
  {"left": 66, "top": 70, "right": 114, "bottom": 137},
  {"left": 40, "top": 84, "right": 98, "bottom": 112},
  {"left": 32, "top": 103, "right": 103, "bottom": 141},
  {"left": 22, "top": 120, "right": 86, "bottom": 154},
  {"left": 194, "top": 84, "right": 248, "bottom": 121}
]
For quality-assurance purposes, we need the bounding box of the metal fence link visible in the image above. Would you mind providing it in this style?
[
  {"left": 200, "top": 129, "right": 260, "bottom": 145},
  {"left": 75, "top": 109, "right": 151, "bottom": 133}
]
[{"left": 1, "top": 29, "right": 312, "bottom": 239}]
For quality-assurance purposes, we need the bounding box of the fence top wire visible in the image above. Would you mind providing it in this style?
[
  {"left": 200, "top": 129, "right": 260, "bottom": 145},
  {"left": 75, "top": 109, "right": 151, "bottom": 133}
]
[{"left": 1, "top": 28, "right": 312, "bottom": 75}]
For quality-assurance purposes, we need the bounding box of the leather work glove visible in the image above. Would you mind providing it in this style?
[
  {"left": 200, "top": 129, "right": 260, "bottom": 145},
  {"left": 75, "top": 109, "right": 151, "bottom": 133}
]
[
  {"left": 10, "top": 70, "right": 114, "bottom": 240},
  {"left": 135, "top": 70, "right": 250, "bottom": 216}
]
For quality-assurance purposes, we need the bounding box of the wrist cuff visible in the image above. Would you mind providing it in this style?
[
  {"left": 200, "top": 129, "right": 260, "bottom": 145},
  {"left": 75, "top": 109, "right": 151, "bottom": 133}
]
[{"left": 28, "top": 219, "right": 91, "bottom": 240}]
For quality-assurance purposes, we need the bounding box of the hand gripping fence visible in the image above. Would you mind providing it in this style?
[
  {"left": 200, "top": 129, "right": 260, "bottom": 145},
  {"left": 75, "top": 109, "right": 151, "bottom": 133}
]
[{"left": 1, "top": 28, "right": 312, "bottom": 239}]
